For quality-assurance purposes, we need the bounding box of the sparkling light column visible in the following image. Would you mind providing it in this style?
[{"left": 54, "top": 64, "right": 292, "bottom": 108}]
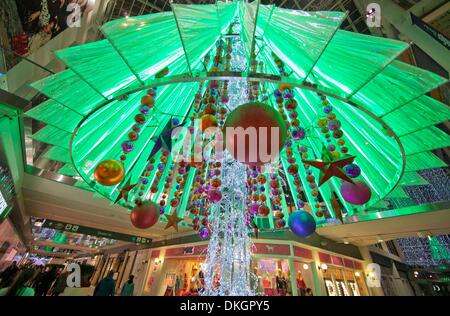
[{"left": 201, "top": 22, "right": 258, "bottom": 296}]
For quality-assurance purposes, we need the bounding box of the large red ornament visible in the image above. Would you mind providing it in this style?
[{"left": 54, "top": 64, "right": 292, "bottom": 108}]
[
  {"left": 130, "top": 201, "right": 160, "bottom": 229},
  {"left": 223, "top": 103, "right": 287, "bottom": 166}
]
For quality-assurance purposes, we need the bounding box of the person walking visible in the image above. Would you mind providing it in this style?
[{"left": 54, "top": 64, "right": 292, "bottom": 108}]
[
  {"left": 0, "top": 261, "right": 20, "bottom": 288},
  {"left": 51, "top": 269, "right": 69, "bottom": 296},
  {"left": 0, "top": 268, "right": 35, "bottom": 296},
  {"left": 35, "top": 266, "right": 58, "bottom": 296},
  {"left": 120, "top": 275, "right": 135, "bottom": 296},
  {"left": 93, "top": 271, "right": 116, "bottom": 296}
]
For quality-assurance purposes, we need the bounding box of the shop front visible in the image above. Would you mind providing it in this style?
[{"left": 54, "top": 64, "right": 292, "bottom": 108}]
[
  {"left": 144, "top": 244, "right": 208, "bottom": 296},
  {"left": 318, "top": 252, "right": 368, "bottom": 296},
  {"left": 144, "top": 240, "right": 368, "bottom": 296}
]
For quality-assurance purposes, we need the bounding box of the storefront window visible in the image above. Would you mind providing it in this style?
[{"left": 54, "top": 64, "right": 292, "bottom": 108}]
[
  {"left": 252, "top": 258, "right": 292, "bottom": 296},
  {"left": 323, "top": 266, "right": 368, "bottom": 296},
  {"left": 157, "top": 259, "right": 205, "bottom": 296},
  {"left": 293, "top": 261, "right": 314, "bottom": 296}
]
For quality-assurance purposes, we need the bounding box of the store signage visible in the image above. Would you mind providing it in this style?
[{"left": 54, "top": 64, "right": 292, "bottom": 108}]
[
  {"left": 410, "top": 13, "right": 450, "bottom": 50},
  {"left": 183, "top": 247, "right": 194, "bottom": 254},
  {"left": 42, "top": 220, "right": 151, "bottom": 245}
]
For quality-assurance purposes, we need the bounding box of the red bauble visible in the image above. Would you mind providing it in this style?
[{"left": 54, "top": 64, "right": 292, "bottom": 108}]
[
  {"left": 340, "top": 180, "right": 372, "bottom": 205},
  {"left": 130, "top": 201, "right": 160, "bottom": 229},
  {"left": 223, "top": 102, "right": 287, "bottom": 166},
  {"left": 259, "top": 204, "right": 270, "bottom": 216}
]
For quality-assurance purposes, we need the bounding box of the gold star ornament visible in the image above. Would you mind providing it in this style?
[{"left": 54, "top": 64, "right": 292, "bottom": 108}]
[{"left": 164, "top": 212, "right": 183, "bottom": 231}]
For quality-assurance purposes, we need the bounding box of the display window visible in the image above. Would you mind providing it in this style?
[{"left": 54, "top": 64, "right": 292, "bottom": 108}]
[
  {"left": 322, "top": 265, "right": 368, "bottom": 296},
  {"left": 293, "top": 261, "right": 314, "bottom": 296},
  {"left": 324, "top": 278, "right": 337, "bottom": 296},
  {"left": 158, "top": 259, "right": 205, "bottom": 296},
  {"left": 252, "top": 258, "right": 292, "bottom": 296}
]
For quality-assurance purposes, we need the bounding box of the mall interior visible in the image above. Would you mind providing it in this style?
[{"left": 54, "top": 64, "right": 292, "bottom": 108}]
[{"left": 0, "top": 0, "right": 449, "bottom": 297}]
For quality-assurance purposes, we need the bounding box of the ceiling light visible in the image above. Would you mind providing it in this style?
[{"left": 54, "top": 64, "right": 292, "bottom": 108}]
[{"left": 303, "top": 264, "right": 309, "bottom": 270}]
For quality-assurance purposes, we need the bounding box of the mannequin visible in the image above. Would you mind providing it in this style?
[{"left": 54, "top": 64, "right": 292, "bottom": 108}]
[{"left": 296, "top": 271, "right": 307, "bottom": 296}]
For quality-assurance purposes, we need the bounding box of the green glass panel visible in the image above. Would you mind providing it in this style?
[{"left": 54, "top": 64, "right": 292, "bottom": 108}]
[
  {"left": 400, "top": 172, "right": 428, "bottom": 186},
  {"left": 351, "top": 60, "right": 448, "bottom": 116},
  {"left": 43, "top": 146, "right": 71, "bottom": 164},
  {"left": 383, "top": 95, "right": 450, "bottom": 137},
  {"left": 308, "top": 30, "right": 409, "bottom": 98},
  {"left": 294, "top": 88, "right": 403, "bottom": 211},
  {"left": 172, "top": 3, "right": 236, "bottom": 72},
  {"left": 31, "top": 125, "right": 71, "bottom": 149},
  {"left": 25, "top": 99, "right": 83, "bottom": 133},
  {"left": 31, "top": 69, "right": 105, "bottom": 116},
  {"left": 58, "top": 163, "right": 78, "bottom": 177},
  {"left": 400, "top": 127, "right": 450, "bottom": 156},
  {"left": 71, "top": 82, "right": 199, "bottom": 198},
  {"left": 217, "top": 0, "right": 238, "bottom": 29},
  {"left": 100, "top": 12, "right": 189, "bottom": 82},
  {"left": 405, "top": 152, "right": 447, "bottom": 172},
  {"left": 238, "top": 0, "right": 260, "bottom": 62},
  {"left": 387, "top": 187, "right": 409, "bottom": 199},
  {"left": 255, "top": 4, "right": 274, "bottom": 38},
  {"left": 262, "top": 8, "right": 345, "bottom": 79},
  {"left": 54, "top": 40, "right": 142, "bottom": 99}
]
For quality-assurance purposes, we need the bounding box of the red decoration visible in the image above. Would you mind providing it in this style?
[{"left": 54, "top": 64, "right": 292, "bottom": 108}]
[
  {"left": 303, "top": 147, "right": 356, "bottom": 186},
  {"left": 223, "top": 102, "right": 287, "bottom": 166},
  {"left": 114, "top": 179, "right": 137, "bottom": 204},
  {"left": 130, "top": 201, "right": 160, "bottom": 229}
]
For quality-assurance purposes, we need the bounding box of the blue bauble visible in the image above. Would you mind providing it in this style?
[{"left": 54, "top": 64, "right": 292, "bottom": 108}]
[
  {"left": 288, "top": 211, "right": 316, "bottom": 237},
  {"left": 344, "top": 163, "right": 361, "bottom": 178}
]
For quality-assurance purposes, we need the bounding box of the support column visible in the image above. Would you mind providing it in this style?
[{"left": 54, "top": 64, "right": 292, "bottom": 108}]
[
  {"left": 378, "top": 0, "right": 450, "bottom": 72},
  {"left": 287, "top": 258, "right": 298, "bottom": 296}
]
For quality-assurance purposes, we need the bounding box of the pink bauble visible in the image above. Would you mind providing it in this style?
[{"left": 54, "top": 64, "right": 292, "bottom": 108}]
[
  {"left": 130, "top": 201, "right": 160, "bottom": 229},
  {"left": 340, "top": 180, "right": 371, "bottom": 205},
  {"left": 208, "top": 189, "right": 222, "bottom": 203}
]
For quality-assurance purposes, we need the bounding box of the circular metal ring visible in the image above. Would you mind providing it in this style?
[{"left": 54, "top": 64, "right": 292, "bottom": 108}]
[{"left": 69, "top": 71, "right": 406, "bottom": 210}]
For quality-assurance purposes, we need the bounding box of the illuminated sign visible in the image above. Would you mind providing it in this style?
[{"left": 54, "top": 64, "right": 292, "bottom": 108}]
[{"left": 42, "top": 220, "right": 151, "bottom": 245}]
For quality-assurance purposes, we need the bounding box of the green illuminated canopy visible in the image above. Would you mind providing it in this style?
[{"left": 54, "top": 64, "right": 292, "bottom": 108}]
[{"left": 26, "top": 1, "right": 449, "bottom": 229}]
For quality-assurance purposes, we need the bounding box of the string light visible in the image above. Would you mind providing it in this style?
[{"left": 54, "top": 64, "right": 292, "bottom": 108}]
[{"left": 201, "top": 22, "right": 258, "bottom": 296}]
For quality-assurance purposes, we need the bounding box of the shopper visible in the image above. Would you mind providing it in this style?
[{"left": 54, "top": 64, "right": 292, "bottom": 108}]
[
  {"left": 94, "top": 271, "right": 116, "bottom": 296},
  {"left": 51, "top": 269, "right": 69, "bottom": 296},
  {"left": 120, "top": 275, "right": 135, "bottom": 296},
  {"left": 0, "top": 268, "right": 35, "bottom": 296},
  {"left": 305, "top": 288, "right": 314, "bottom": 296},
  {"left": 0, "top": 261, "right": 20, "bottom": 288},
  {"left": 35, "top": 266, "right": 58, "bottom": 296}
]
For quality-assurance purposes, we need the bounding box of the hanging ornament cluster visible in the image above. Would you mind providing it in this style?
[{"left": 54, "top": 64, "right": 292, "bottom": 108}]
[
  {"left": 120, "top": 88, "right": 158, "bottom": 162},
  {"left": 271, "top": 53, "right": 323, "bottom": 221},
  {"left": 316, "top": 94, "right": 371, "bottom": 205}
]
